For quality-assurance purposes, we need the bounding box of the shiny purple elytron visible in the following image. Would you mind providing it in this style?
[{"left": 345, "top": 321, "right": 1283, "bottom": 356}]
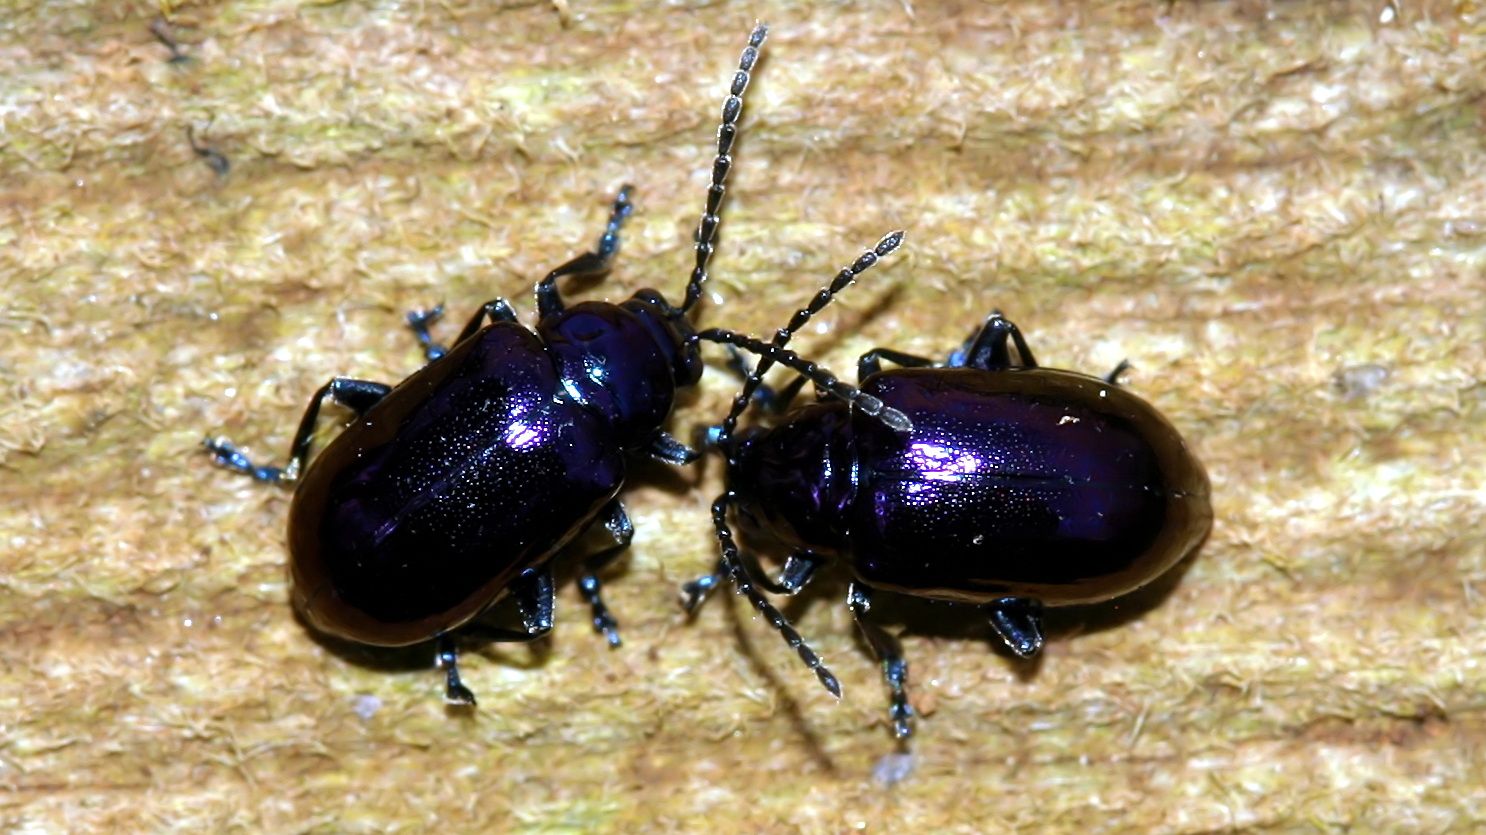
[{"left": 685, "top": 312, "right": 1212, "bottom": 738}]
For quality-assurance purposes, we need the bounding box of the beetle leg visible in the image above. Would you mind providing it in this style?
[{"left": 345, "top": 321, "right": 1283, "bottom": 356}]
[
  {"left": 459, "top": 568, "right": 555, "bottom": 643},
  {"left": 436, "top": 635, "right": 477, "bottom": 707},
  {"left": 645, "top": 431, "right": 701, "bottom": 465},
  {"left": 986, "top": 596, "right": 1045, "bottom": 658},
  {"left": 946, "top": 315, "right": 997, "bottom": 367},
  {"left": 767, "top": 375, "right": 811, "bottom": 412},
  {"left": 847, "top": 582, "right": 915, "bottom": 739},
  {"left": 404, "top": 303, "right": 448, "bottom": 361},
  {"left": 856, "top": 347, "right": 937, "bottom": 381},
  {"left": 679, "top": 559, "right": 726, "bottom": 614},
  {"left": 536, "top": 186, "right": 634, "bottom": 321},
  {"left": 680, "top": 549, "right": 821, "bottom": 614},
  {"left": 203, "top": 377, "right": 391, "bottom": 485},
  {"left": 963, "top": 313, "right": 1038, "bottom": 371},
  {"left": 512, "top": 567, "right": 556, "bottom": 637},
  {"left": 405, "top": 299, "right": 519, "bottom": 362},
  {"left": 755, "top": 550, "right": 825, "bottom": 595},
  {"left": 1104, "top": 359, "right": 1133, "bottom": 386},
  {"left": 575, "top": 499, "right": 633, "bottom": 648}
]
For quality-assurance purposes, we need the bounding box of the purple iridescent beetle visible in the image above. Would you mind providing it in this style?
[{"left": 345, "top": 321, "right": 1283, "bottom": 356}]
[{"left": 683, "top": 305, "right": 1212, "bottom": 738}]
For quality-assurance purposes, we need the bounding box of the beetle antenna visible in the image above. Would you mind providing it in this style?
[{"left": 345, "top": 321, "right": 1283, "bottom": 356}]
[
  {"left": 711, "top": 492, "right": 841, "bottom": 698},
  {"left": 679, "top": 22, "right": 768, "bottom": 316},
  {"left": 694, "top": 329, "right": 913, "bottom": 435},
  {"left": 715, "top": 230, "right": 904, "bottom": 455}
]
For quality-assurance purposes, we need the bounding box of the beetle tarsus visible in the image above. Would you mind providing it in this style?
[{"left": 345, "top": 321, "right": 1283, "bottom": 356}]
[
  {"left": 437, "top": 638, "right": 477, "bottom": 707},
  {"left": 986, "top": 597, "right": 1045, "bottom": 659},
  {"left": 578, "top": 574, "right": 622, "bottom": 648},
  {"left": 202, "top": 436, "right": 287, "bottom": 484},
  {"left": 679, "top": 566, "right": 724, "bottom": 615},
  {"left": 1105, "top": 359, "right": 1133, "bottom": 386},
  {"left": 406, "top": 304, "right": 448, "bottom": 362}
]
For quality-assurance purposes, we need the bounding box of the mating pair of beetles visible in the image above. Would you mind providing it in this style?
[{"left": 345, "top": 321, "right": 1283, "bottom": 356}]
[{"left": 206, "top": 24, "right": 1211, "bottom": 740}]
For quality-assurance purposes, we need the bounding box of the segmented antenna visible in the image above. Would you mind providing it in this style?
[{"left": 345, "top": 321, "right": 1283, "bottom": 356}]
[
  {"left": 692, "top": 234, "right": 912, "bottom": 699},
  {"left": 680, "top": 22, "right": 769, "bottom": 315},
  {"left": 711, "top": 492, "right": 841, "bottom": 698},
  {"left": 717, "top": 230, "right": 905, "bottom": 453},
  {"left": 694, "top": 329, "right": 913, "bottom": 433}
]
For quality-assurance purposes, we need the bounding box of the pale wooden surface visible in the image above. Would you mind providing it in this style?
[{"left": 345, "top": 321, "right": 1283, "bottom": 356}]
[{"left": 3, "top": 0, "right": 1485, "bottom": 831}]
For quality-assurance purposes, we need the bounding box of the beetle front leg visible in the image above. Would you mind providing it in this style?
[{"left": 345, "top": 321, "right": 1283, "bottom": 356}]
[
  {"left": 986, "top": 596, "right": 1045, "bottom": 658},
  {"left": 680, "top": 550, "right": 821, "bottom": 613},
  {"left": 575, "top": 499, "right": 633, "bottom": 648},
  {"left": 536, "top": 186, "right": 634, "bottom": 321},
  {"left": 848, "top": 582, "right": 915, "bottom": 740},
  {"left": 645, "top": 431, "right": 700, "bottom": 465},
  {"left": 203, "top": 377, "right": 391, "bottom": 485}
]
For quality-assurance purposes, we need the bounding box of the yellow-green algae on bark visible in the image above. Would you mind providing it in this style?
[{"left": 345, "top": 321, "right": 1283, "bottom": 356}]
[{"left": 2, "top": 0, "right": 1485, "bottom": 831}]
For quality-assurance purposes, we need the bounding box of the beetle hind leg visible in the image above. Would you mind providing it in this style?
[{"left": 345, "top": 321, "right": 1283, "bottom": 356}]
[
  {"left": 848, "top": 582, "right": 915, "bottom": 739},
  {"left": 461, "top": 568, "right": 556, "bottom": 644},
  {"left": 203, "top": 377, "right": 391, "bottom": 485},
  {"left": 443, "top": 569, "right": 557, "bottom": 704}
]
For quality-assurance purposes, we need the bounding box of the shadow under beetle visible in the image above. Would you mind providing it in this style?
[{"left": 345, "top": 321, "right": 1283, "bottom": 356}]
[
  {"left": 683, "top": 302, "right": 1213, "bottom": 738},
  {"left": 202, "top": 23, "right": 910, "bottom": 705}
]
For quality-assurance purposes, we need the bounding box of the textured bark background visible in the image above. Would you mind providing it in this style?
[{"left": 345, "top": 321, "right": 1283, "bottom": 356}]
[{"left": 3, "top": 0, "right": 1484, "bottom": 831}]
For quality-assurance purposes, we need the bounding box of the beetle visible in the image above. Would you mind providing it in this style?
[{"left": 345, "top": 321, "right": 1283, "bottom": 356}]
[
  {"left": 681, "top": 306, "right": 1212, "bottom": 738},
  {"left": 203, "top": 22, "right": 914, "bottom": 705},
  {"left": 203, "top": 23, "right": 759, "bottom": 704}
]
